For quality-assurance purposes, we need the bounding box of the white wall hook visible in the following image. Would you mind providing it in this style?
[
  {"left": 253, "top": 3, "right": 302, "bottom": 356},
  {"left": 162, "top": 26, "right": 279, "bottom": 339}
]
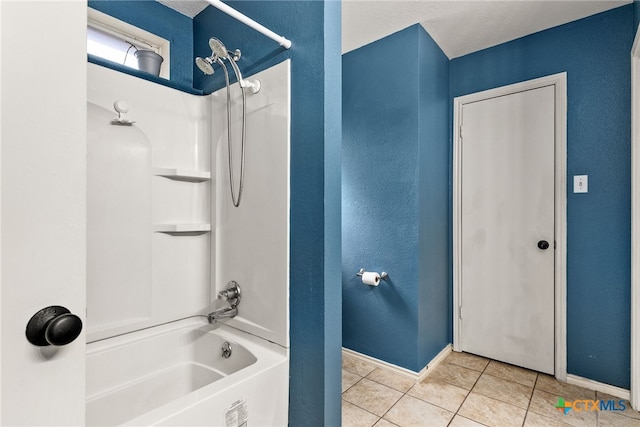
[{"left": 112, "top": 100, "right": 135, "bottom": 125}]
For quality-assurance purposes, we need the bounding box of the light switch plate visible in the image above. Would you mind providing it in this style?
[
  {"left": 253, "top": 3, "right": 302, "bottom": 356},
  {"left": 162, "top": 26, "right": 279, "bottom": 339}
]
[{"left": 574, "top": 175, "right": 588, "bottom": 193}]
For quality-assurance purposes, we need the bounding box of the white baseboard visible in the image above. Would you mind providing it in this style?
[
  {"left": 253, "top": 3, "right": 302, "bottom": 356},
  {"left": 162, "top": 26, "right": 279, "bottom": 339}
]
[
  {"left": 342, "top": 344, "right": 452, "bottom": 383},
  {"left": 342, "top": 348, "right": 419, "bottom": 380},
  {"left": 418, "top": 344, "right": 453, "bottom": 383},
  {"left": 342, "top": 347, "right": 630, "bottom": 401},
  {"left": 566, "top": 374, "right": 630, "bottom": 400}
]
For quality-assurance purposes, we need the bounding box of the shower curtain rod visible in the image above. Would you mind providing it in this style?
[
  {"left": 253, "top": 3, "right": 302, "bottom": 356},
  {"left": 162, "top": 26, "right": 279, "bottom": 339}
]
[{"left": 204, "top": 0, "right": 292, "bottom": 49}]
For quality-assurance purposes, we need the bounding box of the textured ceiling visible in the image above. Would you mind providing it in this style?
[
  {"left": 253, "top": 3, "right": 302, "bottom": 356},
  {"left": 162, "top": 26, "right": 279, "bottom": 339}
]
[
  {"left": 158, "top": 0, "right": 631, "bottom": 58},
  {"left": 343, "top": 0, "right": 630, "bottom": 57},
  {"left": 157, "top": 0, "right": 208, "bottom": 18}
]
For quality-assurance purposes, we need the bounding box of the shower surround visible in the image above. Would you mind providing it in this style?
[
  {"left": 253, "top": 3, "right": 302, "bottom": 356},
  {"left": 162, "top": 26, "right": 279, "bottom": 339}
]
[{"left": 86, "top": 59, "right": 290, "bottom": 425}]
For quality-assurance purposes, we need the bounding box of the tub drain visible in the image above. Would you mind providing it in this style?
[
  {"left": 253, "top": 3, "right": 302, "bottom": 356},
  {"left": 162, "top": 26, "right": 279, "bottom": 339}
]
[{"left": 221, "top": 341, "right": 232, "bottom": 358}]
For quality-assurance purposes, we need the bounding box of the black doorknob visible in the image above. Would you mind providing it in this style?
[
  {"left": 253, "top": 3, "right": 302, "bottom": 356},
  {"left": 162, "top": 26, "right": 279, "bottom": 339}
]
[
  {"left": 538, "top": 240, "right": 550, "bottom": 250},
  {"left": 26, "top": 306, "right": 83, "bottom": 346}
]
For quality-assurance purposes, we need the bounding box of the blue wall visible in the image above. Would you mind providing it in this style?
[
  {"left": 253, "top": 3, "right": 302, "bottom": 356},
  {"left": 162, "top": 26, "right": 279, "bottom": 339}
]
[
  {"left": 417, "top": 26, "right": 452, "bottom": 365},
  {"left": 88, "top": 0, "right": 194, "bottom": 89},
  {"left": 342, "top": 25, "right": 450, "bottom": 372},
  {"left": 343, "top": 26, "right": 420, "bottom": 370},
  {"left": 450, "top": 5, "right": 633, "bottom": 388},
  {"left": 194, "top": 2, "right": 343, "bottom": 425},
  {"left": 323, "top": 2, "right": 344, "bottom": 421}
]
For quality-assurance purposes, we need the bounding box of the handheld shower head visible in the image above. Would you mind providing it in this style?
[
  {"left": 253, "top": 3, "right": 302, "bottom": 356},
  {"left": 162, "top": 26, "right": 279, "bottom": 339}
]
[
  {"left": 209, "top": 38, "right": 228, "bottom": 59},
  {"left": 196, "top": 36, "right": 259, "bottom": 208},
  {"left": 196, "top": 38, "right": 239, "bottom": 76},
  {"left": 209, "top": 38, "right": 241, "bottom": 61},
  {"left": 195, "top": 56, "right": 215, "bottom": 75}
]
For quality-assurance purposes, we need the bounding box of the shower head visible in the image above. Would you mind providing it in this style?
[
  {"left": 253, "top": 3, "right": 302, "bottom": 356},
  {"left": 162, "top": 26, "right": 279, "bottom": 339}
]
[
  {"left": 195, "top": 56, "right": 215, "bottom": 75},
  {"left": 209, "top": 38, "right": 241, "bottom": 62},
  {"left": 209, "top": 38, "right": 228, "bottom": 59},
  {"left": 196, "top": 38, "right": 243, "bottom": 77}
]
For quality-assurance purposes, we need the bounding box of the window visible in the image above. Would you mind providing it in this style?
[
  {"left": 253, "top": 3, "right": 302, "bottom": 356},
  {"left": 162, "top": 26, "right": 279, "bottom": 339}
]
[{"left": 87, "top": 8, "right": 170, "bottom": 79}]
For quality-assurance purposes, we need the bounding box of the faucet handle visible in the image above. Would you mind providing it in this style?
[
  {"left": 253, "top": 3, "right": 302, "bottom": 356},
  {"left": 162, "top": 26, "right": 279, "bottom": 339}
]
[{"left": 218, "top": 281, "right": 241, "bottom": 307}]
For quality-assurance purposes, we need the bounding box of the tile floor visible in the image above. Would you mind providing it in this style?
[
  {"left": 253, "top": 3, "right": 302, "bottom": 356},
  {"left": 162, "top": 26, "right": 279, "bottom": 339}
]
[{"left": 342, "top": 351, "right": 640, "bottom": 427}]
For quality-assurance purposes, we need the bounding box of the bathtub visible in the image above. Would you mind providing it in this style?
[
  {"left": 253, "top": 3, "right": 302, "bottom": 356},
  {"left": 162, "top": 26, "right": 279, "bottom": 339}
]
[{"left": 86, "top": 317, "right": 289, "bottom": 426}]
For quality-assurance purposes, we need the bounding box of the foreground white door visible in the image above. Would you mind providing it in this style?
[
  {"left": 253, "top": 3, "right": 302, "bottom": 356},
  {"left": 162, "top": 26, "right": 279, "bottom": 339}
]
[
  {"left": 1, "top": 2, "right": 87, "bottom": 424},
  {"left": 458, "top": 85, "right": 556, "bottom": 374}
]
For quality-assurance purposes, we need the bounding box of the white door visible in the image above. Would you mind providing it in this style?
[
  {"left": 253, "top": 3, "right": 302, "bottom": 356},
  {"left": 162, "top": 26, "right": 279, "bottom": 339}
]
[
  {"left": 1, "top": 2, "right": 87, "bottom": 424},
  {"left": 459, "top": 86, "right": 555, "bottom": 374}
]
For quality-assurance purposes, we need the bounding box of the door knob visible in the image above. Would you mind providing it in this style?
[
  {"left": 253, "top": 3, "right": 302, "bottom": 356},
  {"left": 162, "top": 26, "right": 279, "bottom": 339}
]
[
  {"left": 26, "top": 305, "right": 83, "bottom": 346},
  {"left": 537, "top": 240, "right": 550, "bottom": 250}
]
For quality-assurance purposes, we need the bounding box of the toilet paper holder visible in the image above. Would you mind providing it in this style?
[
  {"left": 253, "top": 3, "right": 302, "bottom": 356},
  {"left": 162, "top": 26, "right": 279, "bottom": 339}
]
[{"left": 357, "top": 268, "right": 388, "bottom": 280}]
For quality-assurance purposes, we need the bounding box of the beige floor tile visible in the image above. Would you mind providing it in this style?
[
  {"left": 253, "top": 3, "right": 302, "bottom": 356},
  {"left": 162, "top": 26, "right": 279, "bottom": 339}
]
[
  {"left": 535, "top": 374, "right": 596, "bottom": 400},
  {"left": 483, "top": 360, "right": 537, "bottom": 387},
  {"left": 599, "top": 410, "right": 640, "bottom": 427},
  {"left": 527, "top": 388, "right": 597, "bottom": 427},
  {"left": 445, "top": 352, "right": 490, "bottom": 372},
  {"left": 383, "top": 395, "right": 454, "bottom": 427},
  {"left": 523, "top": 411, "right": 573, "bottom": 427},
  {"left": 343, "top": 354, "right": 377, "bottom": 377},
  {"left": 596, "top": 391, "right": 640, "bottom": 420},
  {"left": 343, "top": 369, "right": 362, "bottom": 393},
  {"left": 342, "top": 378, "right": 403, "bottom": 417},
  {"left": 448, "top": 414, "right": 488, "bottom": 427},
  {"left": 373, "top": 419, "right": 399, "bottom": 427},
  {"left": 428, "top": 362, "right": 482, "bottom": 390},
  {"left": 342, "top": 400, "right": 380, "bottom": 427},
  {"left": 472, "top": 373, "right": 533, "bottom": 409},
  {"left": 342, "top": 353, "right": 620, "bottom": 427},
  {"left": 366, "top": 368, "right": 415, "bottom": 393},
  {"left": 407, "top": 377, "right": 469, "bottom": 412},
  {"left": 457, "top": 392, "right": 527, "bottom": 427}
]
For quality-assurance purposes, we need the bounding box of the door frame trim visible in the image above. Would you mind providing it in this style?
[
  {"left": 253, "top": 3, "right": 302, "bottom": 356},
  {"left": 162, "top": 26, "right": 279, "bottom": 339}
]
[{"left": 452, "top": 73, "right": 568, "bottom": 380}]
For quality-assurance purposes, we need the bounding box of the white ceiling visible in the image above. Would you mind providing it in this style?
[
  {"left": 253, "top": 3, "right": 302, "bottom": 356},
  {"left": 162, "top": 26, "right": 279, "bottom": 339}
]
[
  {"left": 343, "top": 0, "right": 630, "bottom": 57},
  {"left": 157, "top": 0, "right": 208, "bottom": 18},
  {"left": 159, "top": 0, "right": 630, "bottom": 58}
]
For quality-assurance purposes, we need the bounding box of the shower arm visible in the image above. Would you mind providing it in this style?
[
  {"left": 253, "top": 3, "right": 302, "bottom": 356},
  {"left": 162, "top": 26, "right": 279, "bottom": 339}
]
[{"left": 204, "top": 0, "right": 292, "bottom": 49}]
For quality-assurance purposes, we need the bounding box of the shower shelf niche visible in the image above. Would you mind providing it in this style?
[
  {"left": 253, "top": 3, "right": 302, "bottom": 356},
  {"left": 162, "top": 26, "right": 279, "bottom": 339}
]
[
  {"left": 153, "top": 168, "right": 211, "bottom": 182},
  {"left": 153, "top": 224, "right": 211, "bottom": 234}
]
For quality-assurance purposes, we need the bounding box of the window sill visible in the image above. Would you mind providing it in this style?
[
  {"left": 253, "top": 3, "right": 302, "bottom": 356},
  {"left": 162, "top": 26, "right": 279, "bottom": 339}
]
[{"left": 88, "top": 55, "right": 203, "bottom": 96}]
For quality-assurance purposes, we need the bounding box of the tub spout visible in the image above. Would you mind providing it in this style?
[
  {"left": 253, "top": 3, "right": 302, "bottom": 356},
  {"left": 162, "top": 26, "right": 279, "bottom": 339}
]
[{"left": 207, "top": 305, "right": 238, "bottom": 324}]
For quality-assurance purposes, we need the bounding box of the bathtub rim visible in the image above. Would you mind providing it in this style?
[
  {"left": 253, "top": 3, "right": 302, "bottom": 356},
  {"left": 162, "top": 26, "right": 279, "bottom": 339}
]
[{"left": 86, "top": 316, "right": 289, "bottom": 426}]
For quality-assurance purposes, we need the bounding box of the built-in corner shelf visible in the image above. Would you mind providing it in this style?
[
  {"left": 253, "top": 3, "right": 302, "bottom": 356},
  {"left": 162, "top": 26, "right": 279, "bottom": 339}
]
[
  {"left": 153, "top": 224, "right": 211, "bottom": 234},
  {"left": 153, "top": 168, "right": 211, "bottom": 182}
]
